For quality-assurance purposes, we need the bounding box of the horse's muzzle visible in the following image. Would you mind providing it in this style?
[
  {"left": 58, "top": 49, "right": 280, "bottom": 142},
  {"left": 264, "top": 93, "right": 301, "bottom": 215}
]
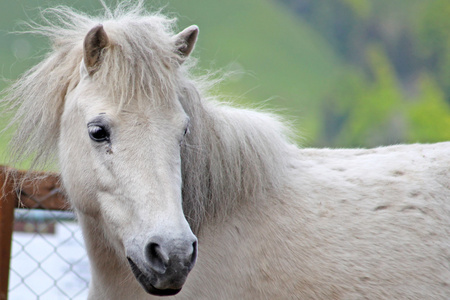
[
  {"left": 127, "top": 257, "right": 182, "bottom": 296},
  {"left": 126, "top": 236, "right": 198, "bottom": 296}
]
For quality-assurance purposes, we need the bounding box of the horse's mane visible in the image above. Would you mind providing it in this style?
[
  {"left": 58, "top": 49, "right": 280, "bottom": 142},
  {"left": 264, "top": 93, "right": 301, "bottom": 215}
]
[
  {"left": 179, "top": 82, "right": 294, "bottom": 233},
  {"left": 2, "top": 1, "right": 295, "bottom": 232}
]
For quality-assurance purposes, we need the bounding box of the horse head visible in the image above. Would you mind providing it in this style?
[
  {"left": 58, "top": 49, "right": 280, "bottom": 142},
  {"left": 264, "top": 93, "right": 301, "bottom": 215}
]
[{"left": 59, "top": 22, "right": 199, "bottom": 296}]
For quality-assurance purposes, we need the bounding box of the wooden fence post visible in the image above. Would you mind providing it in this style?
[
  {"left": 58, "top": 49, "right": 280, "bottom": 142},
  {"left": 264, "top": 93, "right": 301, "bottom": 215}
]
[
  {"left": 0, "top": 168, "right": 16, "bottom": 300},
  {"left": 0, "top": 167, "right": 66, "bottom": 300}
]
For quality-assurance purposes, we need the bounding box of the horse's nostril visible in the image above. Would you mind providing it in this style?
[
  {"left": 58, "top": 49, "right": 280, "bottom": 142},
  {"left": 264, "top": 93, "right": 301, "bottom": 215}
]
[
  {"left": 189, "top": 241, "right": 198, "bottom": 268},
  {"left": 146, "top": 242, "right": 169, "bottom": 274},
  {"left": 145, "top": 236, "right": 197, "bottom": 274}
]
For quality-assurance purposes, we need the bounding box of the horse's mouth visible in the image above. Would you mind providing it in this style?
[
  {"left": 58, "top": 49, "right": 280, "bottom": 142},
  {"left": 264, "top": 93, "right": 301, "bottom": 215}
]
[{"left": 127, "top": 257, "right": 182, "bottom": 296}]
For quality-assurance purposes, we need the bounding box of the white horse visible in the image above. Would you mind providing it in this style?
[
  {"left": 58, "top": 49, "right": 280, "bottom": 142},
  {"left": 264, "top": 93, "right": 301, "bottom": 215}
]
[{"left": 3, "top": 3, "right": 450, "bottom": 299}]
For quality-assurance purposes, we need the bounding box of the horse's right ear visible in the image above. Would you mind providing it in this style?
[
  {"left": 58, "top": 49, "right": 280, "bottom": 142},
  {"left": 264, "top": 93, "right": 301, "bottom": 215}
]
[{"left": 83, "top": 24, "right": 109, "bottom": 76}]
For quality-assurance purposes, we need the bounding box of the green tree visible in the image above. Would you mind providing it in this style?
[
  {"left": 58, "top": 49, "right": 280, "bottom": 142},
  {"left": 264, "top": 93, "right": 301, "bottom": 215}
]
[
  {"left": 407, "top": 74, "right": 450, "bottom": 143},
  {"left": 416, "top": 0, "right": 450, "bottom": 103},
  {"left": 320, "top": 46, "right": 405, "bottom": 147}
]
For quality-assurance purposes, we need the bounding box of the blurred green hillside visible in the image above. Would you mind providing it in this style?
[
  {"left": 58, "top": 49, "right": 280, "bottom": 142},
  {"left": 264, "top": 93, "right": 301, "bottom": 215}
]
[
  {"left": 1, "top": 0, "right": 449, "bottom": 167},
  {"left": 0, "top": 0, "right": 341, "bottom": 167},
  {"left": 282, "top": 0, "right": 450, "bottom": 146},
  {"left": 165, "top": 0, "right": 342, "bottom": 140}
]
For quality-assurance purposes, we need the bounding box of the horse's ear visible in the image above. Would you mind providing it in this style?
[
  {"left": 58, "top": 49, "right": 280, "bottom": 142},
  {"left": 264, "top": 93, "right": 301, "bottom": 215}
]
[
  {"left": 174, "top": 25, "right": 199, "bottom": 63},
  {"left": 83, "top": 24, "right": 109, "bottom": 76}
]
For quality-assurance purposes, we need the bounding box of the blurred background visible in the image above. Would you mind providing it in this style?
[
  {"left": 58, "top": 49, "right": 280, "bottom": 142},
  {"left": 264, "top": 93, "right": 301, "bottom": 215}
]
[
  {"left": 1, "top": 1, "right": 450, "bottom": 299},
  {"left": 2, "top": 0, "right": 450, "bottom": 155}
]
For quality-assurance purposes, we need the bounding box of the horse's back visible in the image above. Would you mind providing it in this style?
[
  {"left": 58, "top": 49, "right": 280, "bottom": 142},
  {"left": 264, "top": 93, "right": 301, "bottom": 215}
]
[
  {"left": 292, "top": 142, "right": 450, "bottom": 298},
  {"left": 179, "top": 142, "right": 450, "bottom": 299}
]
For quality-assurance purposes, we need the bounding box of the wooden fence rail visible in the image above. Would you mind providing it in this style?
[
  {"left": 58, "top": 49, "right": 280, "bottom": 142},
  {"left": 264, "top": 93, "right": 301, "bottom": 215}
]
[{"left": 0, "top": 167, "right": 68, "bottom": 300}]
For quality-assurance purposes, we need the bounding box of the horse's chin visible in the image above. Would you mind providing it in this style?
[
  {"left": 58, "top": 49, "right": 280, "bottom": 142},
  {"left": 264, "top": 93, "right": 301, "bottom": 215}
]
[
  {"left": 143, "top": 284, "right": 182, "bottom": 297},
  {"left": 127, "top": 257, "right": 183, "bottom": 296}
]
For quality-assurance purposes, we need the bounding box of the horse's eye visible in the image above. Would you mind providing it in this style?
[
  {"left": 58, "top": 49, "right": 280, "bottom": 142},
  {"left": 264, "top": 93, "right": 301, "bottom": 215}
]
[{"left": 88, "top": 125, "right": 110, "bottom": 142}]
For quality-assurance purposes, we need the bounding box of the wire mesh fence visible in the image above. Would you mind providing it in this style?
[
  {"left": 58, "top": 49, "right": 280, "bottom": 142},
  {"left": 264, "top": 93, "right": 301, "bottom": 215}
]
[{"left": 8, "top": 209, "right": 90, "bottom": 300}]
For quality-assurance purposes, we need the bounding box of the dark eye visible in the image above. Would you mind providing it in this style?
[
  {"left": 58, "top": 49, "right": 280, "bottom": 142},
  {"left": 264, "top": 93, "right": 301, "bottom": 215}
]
[{"left": 88, "top": 125, "right": 110, "bottom": 142}]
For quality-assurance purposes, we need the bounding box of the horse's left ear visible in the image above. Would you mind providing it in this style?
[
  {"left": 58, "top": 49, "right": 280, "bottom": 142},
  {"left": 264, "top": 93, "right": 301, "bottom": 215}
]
[
  {"left": 83, "top": 24, "right": 109, "bottom": 76},
  {"left": 174, "top": 25, "right": 199, "bottom": 63}
]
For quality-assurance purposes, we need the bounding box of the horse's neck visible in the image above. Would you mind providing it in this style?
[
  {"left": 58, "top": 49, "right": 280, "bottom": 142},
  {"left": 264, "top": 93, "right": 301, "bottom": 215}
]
[{"left": 180, "top": 87, "right": 293, "bottom": 233}]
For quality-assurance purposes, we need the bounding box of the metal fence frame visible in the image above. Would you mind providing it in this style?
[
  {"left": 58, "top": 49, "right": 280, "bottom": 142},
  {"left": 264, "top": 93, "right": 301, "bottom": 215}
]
[{"left": 0, "top": 166, "right": 69, "bottom": 300}]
